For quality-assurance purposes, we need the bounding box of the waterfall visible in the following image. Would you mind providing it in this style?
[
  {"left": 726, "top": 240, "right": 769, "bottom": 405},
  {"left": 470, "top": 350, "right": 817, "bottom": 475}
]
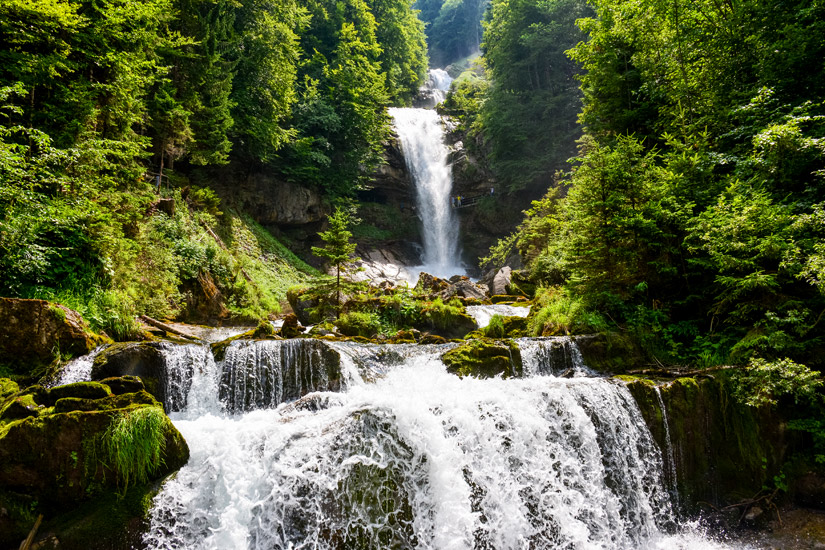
[
  {"left": 144, "top": 337, "right": 744, "bottom": 549},
  {"left": 466, "top": 304, "right": 531, "bottom": 328},
  {"left": 50, "top": 345, "right": 107, "bottom": 386},
  {"left": 654, "top": 385, "right": 680, "bottom": 512},
  {"left": 390, "top": 107, "right": 463, "bottom": 278}
]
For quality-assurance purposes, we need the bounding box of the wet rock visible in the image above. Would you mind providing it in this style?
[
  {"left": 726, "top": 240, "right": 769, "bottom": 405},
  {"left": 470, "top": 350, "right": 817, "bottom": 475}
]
[
  {"left": 441, "top": 340, "right": 523, "bottom": 379},
  {"left": 91, "top": 342, "right": 167, "bottom": 405},
  {"left": 622, "top": 375, "right": 788, "bottom": 514},
  {"left": 0, "top": 298, "right": 109, "bottom": 375},
  {"left": 218, "top": 339, "right": 343, "bottom": 412}
]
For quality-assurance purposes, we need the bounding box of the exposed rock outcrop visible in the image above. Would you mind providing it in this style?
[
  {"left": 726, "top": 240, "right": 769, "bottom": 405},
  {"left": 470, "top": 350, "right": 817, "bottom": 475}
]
[{"left": 0, "top": 298, "right": 109, "bottom": 375}]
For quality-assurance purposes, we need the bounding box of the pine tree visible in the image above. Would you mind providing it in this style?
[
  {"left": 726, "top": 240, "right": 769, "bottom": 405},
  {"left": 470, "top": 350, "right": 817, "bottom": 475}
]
[{"left": 312, "top": 207, "right": 361, "bottom": 313}]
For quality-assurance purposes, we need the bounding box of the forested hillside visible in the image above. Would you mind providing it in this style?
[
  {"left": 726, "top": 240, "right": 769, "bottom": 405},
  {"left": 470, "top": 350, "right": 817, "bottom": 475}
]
[
  {"left": 0, "top": 0, "right": 427, "bottom": 337},
  {"left": 480, "top": 0, "right": 825, "bottom": 369}
]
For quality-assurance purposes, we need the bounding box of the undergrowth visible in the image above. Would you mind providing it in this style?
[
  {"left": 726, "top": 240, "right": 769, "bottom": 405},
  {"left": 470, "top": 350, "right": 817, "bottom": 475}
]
[{"left": 98, "top": 407, "right": 167, "bottom": 493}]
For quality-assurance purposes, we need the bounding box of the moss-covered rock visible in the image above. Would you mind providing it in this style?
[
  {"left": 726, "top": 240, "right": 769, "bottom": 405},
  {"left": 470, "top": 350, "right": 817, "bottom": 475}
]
[
  {"left": 0, "top": 298, "right": 110, "bottom": 378},
  {"left": 441, "top": 339, "right": 523, "bottom": 379},
  {"left": 100, "top": 375, "right": 145, "bottom": 395},
  {"left": 91, "top": 342, "right": 166, "bottom": 397},
  {"left": 575, "top": 332, "right": 646, "bottom": 374},
  {"left": 622, "top": 375, "right": 789, "bottom": 514},
  {"left": 278, "top": 313, "right": 304, "bottom": 338},
  {"left": 0, "top": 378, "right": 19, "bottom": 400},
  {"left": 49, "top": 381, "right": 113, "bottom": 402},
  {"left": 0, "top": 379, "right": 188, "bottom": 549}
]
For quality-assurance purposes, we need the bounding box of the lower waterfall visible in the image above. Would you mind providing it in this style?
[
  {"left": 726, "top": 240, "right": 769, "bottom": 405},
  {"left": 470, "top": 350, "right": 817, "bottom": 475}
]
[{"left": 142, "top": 339, "right": 745, "bottom": 549}]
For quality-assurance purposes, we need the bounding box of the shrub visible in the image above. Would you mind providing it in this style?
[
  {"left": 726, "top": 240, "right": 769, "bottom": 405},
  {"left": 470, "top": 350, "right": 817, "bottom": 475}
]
[
  {"left": 98, "top": 407, "right": 168, "bottom": 492},
  {"left": 337, "top": 311, "right": 382, "bottom": 338}
]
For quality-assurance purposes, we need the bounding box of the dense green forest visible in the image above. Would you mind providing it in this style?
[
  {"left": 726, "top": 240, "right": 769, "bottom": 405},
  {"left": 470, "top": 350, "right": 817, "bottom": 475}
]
[
  {"left": 0, "top": 0, "right": 427, "bottom": 337},
  {"left": 476, "top": 0, "right": 825, "bottom": 370},
  {"left": 415, "top": 0, "right": 488, "bottom": 66}
]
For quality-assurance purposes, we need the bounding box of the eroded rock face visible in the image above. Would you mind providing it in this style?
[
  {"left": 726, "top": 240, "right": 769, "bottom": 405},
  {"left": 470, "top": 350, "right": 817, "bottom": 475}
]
[
  {"left": 0, "top": 378, "right": 189, "bottom": 548},
  {"left": 213, "top": 173, "right": 325, "bottom": 226},
  {"left": 0, "top": 298, "right": 107, "bottom": 374}
]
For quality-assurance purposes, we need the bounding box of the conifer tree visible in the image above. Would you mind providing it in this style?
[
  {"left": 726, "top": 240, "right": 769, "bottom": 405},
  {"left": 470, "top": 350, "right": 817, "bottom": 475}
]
[{"left": 312, "top": 207, "right": 361, "bottom": 312}]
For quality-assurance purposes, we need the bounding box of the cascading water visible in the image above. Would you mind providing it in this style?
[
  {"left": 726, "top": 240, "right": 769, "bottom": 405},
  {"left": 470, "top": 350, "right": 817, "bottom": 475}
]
[
  {"left": 143, "top": 338, "right": 746, "bottom": 549},
  {"left": 466, "top": 304, "right": 531, "bottom": 328},
  {"left": 390, "top": 107, "right": 463, "bottom": 278}
]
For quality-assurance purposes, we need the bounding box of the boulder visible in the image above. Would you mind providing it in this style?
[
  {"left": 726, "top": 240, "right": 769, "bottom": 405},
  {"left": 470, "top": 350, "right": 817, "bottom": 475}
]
[
  {"left": 279, "top": 314, "right": 303, "bottom": 339},
  {"left": 442, "top": 277, "right": 488, "bottom": 301},
  {"left": 287, "top": 286, "right": 321, "bottom": 326},
  {"left": 441, "top": 340, "right": 523, "bottom": 379},
  {"left": 415, "top": 272, "right": 450, "bottom": 294},
  {"left": 0, "top": 378, "right": 189, "bottom": 548},
  {"left": 91, "top": 342, "right": 167, "bottom": 405},
  {"left": 490, "top": 267, "right": 512, "bottom": 296},
  {"left": 0, "top": 298, "right": 108, "bottom": 374}
]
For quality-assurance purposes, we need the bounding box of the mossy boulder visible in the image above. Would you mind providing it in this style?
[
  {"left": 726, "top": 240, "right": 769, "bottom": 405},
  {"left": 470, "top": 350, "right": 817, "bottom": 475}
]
[
  {"left": 287, "top": 286, "right": 322, "bottom": 325},
  {"left": 278, "top": 313, "right": 304, "bottom": 338},
  {"left": 441, "top": 339, "right": 523, "bottom": 379},
  {"left": 0, "top": 378, "right": 189, "bottom": 548},
  {"left": 575, "top": 332, "right": 646, "bottom": 374},
  {"left": 91, "top": 342, "right": 167, "bottom": 404},
  {"left": 622, "top": 375, "right": 789, "bottom": 514},
  {"left": 0, "top": 298, "right": 110, "bottom": 377},
  {"left": 415, "top": 307, "right": 478, "bottom": 340}
]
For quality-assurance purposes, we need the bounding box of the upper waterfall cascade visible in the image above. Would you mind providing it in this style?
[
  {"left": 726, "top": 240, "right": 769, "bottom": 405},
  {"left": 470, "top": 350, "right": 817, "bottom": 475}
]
[
  {"left": 390, "top": 107, "right": 464, "bottom": 279},
  {"left": 80, "top": 337, "right": 751, "bottom": 550}
]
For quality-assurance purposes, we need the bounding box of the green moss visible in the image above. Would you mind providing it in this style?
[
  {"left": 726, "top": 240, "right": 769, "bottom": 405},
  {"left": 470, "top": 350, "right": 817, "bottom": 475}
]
[
  {"left": 442, "top": 339, "right": 523, "bottom": 379},
  {"left": 49, "top": 381, "right": 113, "bottom": 402},
  {"left": 0, "top": 378, "right": 19, "bottom": 400}
]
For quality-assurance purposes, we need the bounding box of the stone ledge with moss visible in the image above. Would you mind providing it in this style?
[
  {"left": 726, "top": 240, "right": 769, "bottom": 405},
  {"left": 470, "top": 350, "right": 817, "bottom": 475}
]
[
  {"left": 0, "top": 377, "right": 189, "bottom": 549},
  {"left": 619, "top": 372, "right": 825, "bottom": 520},
  {"left": 441, "top": 339, "right": 523, "bottom": 379}
]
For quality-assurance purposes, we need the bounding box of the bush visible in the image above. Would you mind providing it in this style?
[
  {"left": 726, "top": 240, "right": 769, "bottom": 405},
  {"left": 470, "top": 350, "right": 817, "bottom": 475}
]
[
  {"left": 528, "top": 287, "right": 608, "bottom": 336},
  {"left": 337, "top": 311, "right": 382, "bottom": 338}
]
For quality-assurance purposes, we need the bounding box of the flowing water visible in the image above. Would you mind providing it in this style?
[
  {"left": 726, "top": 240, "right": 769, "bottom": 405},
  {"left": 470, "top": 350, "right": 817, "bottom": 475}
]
[
  {"left": 141, "top": 338, "right": 748, "bottom": 550},
  {"left": 466, "top": 304, "right": 531, "bottom": 328},
  {"left": 389, "top": 106, "right": 463, "bottom": 279}
]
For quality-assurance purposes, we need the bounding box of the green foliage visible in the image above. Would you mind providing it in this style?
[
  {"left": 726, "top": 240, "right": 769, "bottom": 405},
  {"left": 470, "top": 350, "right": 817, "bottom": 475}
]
[
  {"left": 337, "top": 311, "right": 382, "bottom": 337},
  {"left": 481, "top": 314, "right": 506, "bottom": 338},
  {"left": 528, "top": 287, "right": 608, "bottom": 336},
  {"left": 489, "top": 0, "right": 825, "bottom": 368},
  {"left": 731, "top": 357, "right": 824, "bottom": 408},
  {"left": 98, "top": 407, "right": 168, "bottom": 493},
  {"left": 479, "top": 0, "right": 589, "bottom": 191},
  {"left": 312, "top": 207, "right": 361, "bottom": 312},
  {"left": 416, "top": 0, "right": 489, "bottom": 66}
]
